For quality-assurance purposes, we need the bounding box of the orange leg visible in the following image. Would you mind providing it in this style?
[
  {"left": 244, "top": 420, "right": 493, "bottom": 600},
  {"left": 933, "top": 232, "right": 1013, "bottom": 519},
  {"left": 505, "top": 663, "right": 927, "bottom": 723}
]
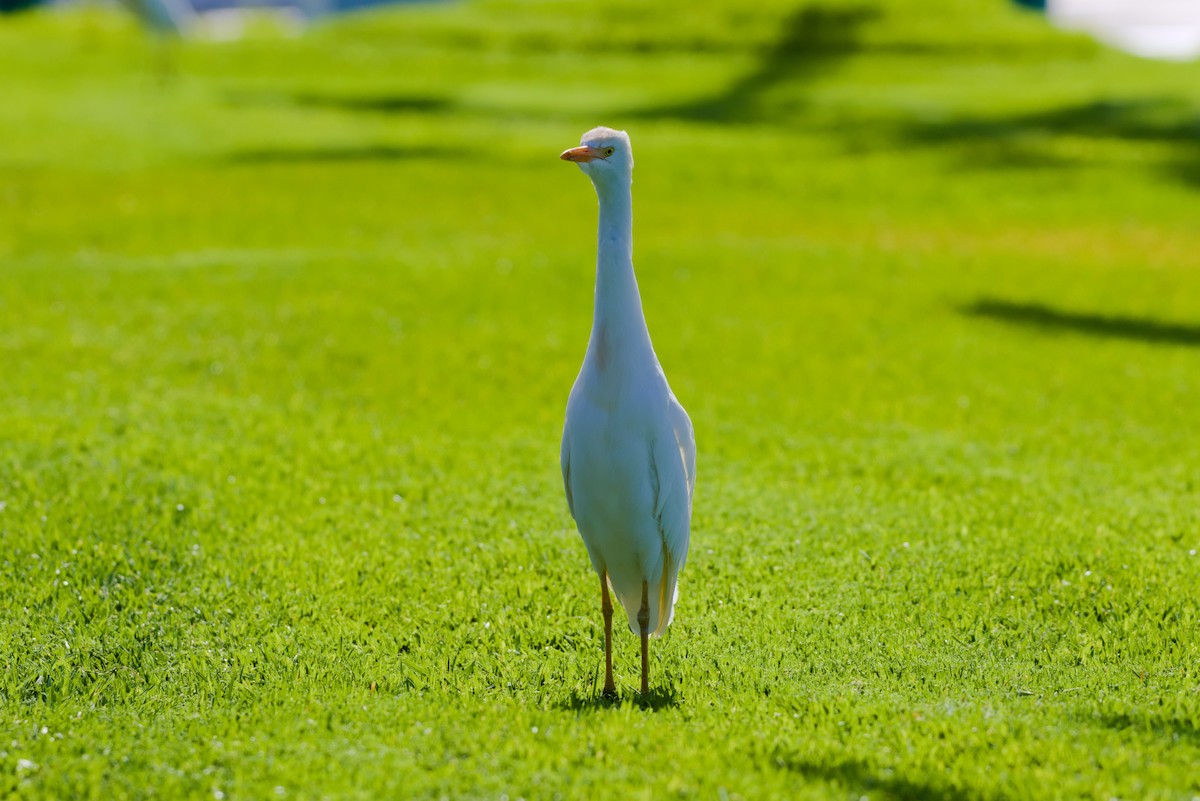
[
  {"left": 601, "top": 572, "right": 616, "bottom": 697},
  {"left": 638, "top": 580, "right": 650, "bottom": 696}
]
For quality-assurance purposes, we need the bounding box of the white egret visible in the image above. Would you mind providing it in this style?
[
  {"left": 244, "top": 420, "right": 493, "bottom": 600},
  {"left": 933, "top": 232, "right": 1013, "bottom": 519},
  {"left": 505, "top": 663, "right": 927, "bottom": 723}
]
[{"left": 559, "top": 127, "right": 696, "bottom": 697}]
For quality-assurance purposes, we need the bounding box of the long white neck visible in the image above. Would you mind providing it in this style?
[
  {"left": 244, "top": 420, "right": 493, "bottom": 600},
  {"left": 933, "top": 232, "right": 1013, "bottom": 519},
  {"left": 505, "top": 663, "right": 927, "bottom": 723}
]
[{"left": 587, "top": 177, "right": 652, "bottom": 370}]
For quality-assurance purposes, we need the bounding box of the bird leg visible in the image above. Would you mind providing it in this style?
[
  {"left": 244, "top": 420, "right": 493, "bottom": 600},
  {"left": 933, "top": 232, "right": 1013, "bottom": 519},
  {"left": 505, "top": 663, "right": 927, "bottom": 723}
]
[
  {"left": 638, "top": 580, "right": 650, "bottom": 696},
  {"left": 601, "top": 572, "right": 616, "bottom": 697}
]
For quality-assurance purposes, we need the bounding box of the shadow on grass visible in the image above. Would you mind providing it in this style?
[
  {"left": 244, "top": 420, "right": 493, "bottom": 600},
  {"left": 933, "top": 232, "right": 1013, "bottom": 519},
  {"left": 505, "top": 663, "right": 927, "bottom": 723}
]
[
  {"left": 221, "top": 145, "right": 463, "bottom": 164},
  {"left": 1167, "top": 151, "right": 1200, "bottom": 189},
  {"left": 1094, "top": 711, "right": 1200, "bottom": 746},
  {"left": 873, "top": 97, "right": 1200, "bottom": 184},
  {"left": 226, "top": 91, "right": 451, "bottom": 115},
  {"left": 771, "top": 752, "right": 991, "bottom": 801},
  {"left": 631, "top": 3, "right": 880, "bottom": 123},
  {"left": 909, "top": 98, "right": 1200, "bottom": 145},
  {"left": 962, "top": 298, "right": 1200, "bottom": 347},
  {"left": 556, "top": 686, "right": 682, "bottom": 712}
]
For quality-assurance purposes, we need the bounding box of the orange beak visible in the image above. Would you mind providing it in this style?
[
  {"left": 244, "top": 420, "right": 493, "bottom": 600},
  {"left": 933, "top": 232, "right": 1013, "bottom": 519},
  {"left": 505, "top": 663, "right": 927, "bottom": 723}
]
[{"left": 560, "top": 145, "right": 604, "bottom": 163}]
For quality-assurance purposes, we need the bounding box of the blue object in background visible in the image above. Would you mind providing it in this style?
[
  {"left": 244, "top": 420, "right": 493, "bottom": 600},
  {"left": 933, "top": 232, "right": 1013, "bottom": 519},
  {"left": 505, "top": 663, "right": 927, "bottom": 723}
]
[
  {"left": 119, "top": 0, "right": 429, "bottom": 31},
  {"left": 123, "top": 0, "right": 196, "bottom": 30}
]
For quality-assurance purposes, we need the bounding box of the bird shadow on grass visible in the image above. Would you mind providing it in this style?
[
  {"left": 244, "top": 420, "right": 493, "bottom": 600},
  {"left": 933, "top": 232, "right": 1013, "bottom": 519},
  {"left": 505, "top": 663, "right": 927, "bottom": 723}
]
[
  {"left": 962, "top": 298, "right": 1200, "bottom": 348},
  {"left": 555, "top": 686, "right": 682, "bottom": 713},
  {"left": 628, "top": 3, "right": 880, "bottom": 124},
  {"left": 770, "top": 752, "right": 996, "bottom": 801},
  {"left": 220, "top": 144, "right": 465, "bottom": 165}
]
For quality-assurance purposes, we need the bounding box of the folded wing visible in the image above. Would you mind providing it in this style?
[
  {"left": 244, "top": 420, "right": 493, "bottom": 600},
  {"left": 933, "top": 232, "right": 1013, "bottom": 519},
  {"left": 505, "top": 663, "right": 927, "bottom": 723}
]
[{"left": 650, "top": 397, "right": 696, "bottom": 635}]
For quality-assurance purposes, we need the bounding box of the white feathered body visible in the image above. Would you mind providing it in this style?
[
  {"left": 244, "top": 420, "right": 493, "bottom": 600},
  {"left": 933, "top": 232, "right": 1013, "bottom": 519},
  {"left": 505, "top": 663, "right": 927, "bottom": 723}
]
[
  {"left": 562, "top": 341, "right": 695, "bottom": 636},
  {"left": 559, "top": 136, "right": 696, "bottom": 638}
]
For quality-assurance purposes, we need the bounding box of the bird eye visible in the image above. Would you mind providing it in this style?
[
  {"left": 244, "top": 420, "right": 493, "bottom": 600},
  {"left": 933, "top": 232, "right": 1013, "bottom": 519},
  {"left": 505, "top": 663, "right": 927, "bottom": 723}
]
[{"left": 604, "top": 147, "right": 615, "bottom": 157}]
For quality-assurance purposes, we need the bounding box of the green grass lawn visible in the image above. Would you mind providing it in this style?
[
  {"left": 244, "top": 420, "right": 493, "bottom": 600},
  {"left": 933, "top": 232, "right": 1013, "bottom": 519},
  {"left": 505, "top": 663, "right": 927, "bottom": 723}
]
[{"left": 2, "top": 0, "right": 1199, "bottom": 798}]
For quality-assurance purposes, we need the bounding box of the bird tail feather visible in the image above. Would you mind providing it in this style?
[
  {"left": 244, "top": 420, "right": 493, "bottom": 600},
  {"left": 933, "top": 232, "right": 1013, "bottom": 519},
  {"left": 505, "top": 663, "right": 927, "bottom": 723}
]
[{"left": 653, "top": 543, "right": 677, "bottom": 637}]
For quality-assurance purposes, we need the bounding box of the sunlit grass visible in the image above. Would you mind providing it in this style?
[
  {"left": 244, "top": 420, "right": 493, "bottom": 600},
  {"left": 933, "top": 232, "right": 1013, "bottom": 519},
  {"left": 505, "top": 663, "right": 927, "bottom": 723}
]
[{"left": 1, "top": 1, "right": 1199, "bottom": 799}]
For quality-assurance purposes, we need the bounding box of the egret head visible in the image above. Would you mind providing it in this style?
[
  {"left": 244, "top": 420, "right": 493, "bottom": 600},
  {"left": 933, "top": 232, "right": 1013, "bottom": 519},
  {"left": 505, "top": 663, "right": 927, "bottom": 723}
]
[{"left": 560, "top": 126, "right": 633, "bottom": 188}]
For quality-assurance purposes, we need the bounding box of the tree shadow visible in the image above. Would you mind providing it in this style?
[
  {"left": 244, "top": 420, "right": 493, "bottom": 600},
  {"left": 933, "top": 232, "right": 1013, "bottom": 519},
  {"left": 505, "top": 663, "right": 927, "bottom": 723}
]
[
  {"left": 1093, "top": 711, "right": 1200, "bottom": 746},
  {"left": 220, "top": 144, "right": 464, "bottom": 164},
  {"left": 630, "top": 3, "right": 880, "bottom": 123},
  {"left": 226, "top": 90, "right": 451, "bottom": 115},
  {"left": 910, "top": 98, "right": 1200, "bottom": 145},
  {"left": 771, "top": 751, "right": 997, "bottom": 801},
  {"left": 874, "top": 97, "right": 1200, "bottom": 184},
  {"left": 1166, "top": 151, "right": 1200, "bottom": 189},
  {"left": 555, "top": 685, "right": 682, "bottom": 712},
  {"left": 962, "top": 298, "right": 1200, "bottom": 347}
]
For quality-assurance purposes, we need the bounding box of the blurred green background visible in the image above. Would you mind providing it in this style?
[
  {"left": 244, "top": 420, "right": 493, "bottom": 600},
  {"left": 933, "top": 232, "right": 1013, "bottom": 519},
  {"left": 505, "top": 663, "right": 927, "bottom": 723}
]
[{"left": 1, "top": 1, "right": 1198, "bottom": 799}]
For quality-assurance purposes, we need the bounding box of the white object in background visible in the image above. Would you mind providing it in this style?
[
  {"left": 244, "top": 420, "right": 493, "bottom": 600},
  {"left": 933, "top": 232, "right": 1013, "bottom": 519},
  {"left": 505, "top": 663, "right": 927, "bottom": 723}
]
[
  {"left": 559, "top": 127, "right": 697, "bottom": 698},
  {"left": 1050, "top": 0, "right": 1200, "bottom": 60}
]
